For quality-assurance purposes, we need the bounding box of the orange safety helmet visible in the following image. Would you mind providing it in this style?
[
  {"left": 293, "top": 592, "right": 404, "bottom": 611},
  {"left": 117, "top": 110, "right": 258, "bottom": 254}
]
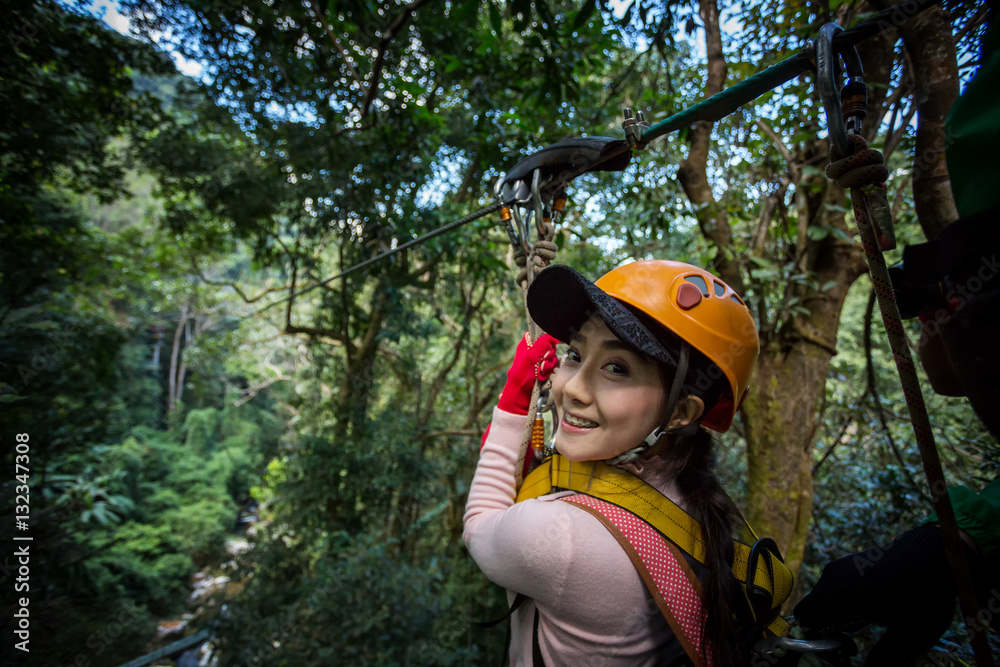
[
  {"left": 526, "top": 260, "right": 759, "bottom": 432},
  {"left": 596, "top": 260, "right": 758, "bottom": 431}
]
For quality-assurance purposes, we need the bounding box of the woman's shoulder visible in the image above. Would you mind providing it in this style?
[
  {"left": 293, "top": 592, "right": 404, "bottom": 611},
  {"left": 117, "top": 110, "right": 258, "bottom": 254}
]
[{"left": 529, "top": 494, "right": 648, "bottom": 585}]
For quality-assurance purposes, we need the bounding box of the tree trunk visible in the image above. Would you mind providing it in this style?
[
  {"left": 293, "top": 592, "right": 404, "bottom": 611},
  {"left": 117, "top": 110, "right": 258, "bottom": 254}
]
[
  {"left": 175, "top": 317, "right": 192, "bottom": 408},
  {"left": 870, "top": 0, "right": 960, "bottom": 239},
  {"left": 742, "top": 88, "right": 884, "bottom": 579},
  {"left": 168, "top": 303, "right": 188, "bottom": 416},
  {"left": 151, "top": 325, "right": 163, "bottom": 370},
  {"left": 677, "top": 1, "right": 896, "bottom": 581},
  {"left": 333, "top": 284, "right": 391, "bottom": 440},
  {"left": 743, "top": 175, "right": 867, "bottom": 577},
  {"left": 676, "top": 0, "right": 744, "bottom": 296},
  {"left": 742, "top": 0, "right": 961, "bottom": 579}
]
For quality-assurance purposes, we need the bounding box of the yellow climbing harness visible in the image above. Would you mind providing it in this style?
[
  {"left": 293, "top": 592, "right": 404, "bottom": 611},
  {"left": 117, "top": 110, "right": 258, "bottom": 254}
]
[{"left": 516, "top": 455, "right": 794, "bottom": 638}]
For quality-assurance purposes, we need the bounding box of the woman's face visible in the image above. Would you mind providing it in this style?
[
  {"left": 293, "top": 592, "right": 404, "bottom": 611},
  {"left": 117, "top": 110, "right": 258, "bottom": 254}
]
[{"left": 550, "top": 316, "right": 667, "bottom": 462}]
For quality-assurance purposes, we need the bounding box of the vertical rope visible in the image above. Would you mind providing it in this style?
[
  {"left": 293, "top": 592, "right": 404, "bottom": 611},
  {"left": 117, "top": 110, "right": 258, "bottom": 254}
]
[
  {"left": 512, "top": 216, "right": 558, "bottom": 489},
  {"left": 829, "top": 135, "right": 994, "bottom": 666}
]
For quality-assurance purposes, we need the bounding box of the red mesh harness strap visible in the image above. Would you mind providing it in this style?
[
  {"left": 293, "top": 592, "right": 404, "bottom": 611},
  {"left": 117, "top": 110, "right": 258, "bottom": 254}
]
[{"left": 561, "top": 494, "right": 713, "bottom": 667}]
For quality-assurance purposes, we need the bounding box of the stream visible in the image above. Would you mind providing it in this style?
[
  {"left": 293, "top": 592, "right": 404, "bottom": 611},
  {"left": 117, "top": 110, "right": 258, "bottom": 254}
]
[{"left": 140, "top": 503, "right": 259, "bottom": 666}]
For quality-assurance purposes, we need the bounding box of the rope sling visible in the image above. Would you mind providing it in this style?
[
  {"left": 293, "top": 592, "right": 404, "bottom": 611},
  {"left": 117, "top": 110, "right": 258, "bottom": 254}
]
[{"left": 495, "top": 169, "right": 565, "bottom": 488}]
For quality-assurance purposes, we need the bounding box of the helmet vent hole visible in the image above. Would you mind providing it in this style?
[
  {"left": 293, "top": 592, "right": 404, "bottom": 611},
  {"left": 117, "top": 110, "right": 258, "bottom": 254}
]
[
  {"left": 730, "top": 294, "right": 745, "bottom": 306},
  {"left": 713, "top": 281, "right": 726, "bottom": 297},
  {"left": 684, "top": 275, "right": 710, "bottom": 296}
]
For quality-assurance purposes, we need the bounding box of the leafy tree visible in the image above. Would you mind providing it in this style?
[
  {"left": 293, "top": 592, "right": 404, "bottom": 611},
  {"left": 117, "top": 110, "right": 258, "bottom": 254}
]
[{"left": 1, "top": 3, "right": 294, "bottom": 663}]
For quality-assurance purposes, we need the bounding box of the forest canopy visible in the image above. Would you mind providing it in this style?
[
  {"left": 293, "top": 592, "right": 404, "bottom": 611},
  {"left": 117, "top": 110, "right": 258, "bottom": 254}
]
[{"left": 0, "top": 0, "right": 995, "bottom": 664}]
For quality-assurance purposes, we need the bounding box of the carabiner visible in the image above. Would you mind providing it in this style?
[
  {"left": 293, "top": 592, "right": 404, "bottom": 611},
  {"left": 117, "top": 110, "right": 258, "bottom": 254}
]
[
  {"left": 510, "top": 206, "right": 531, "bottom": 255},
  {"left": 495, "top": 176, "right": 523, "bottom": 250},
  {"left": 812, "top": 22, "right": 866, "bottom": 157},
  {"left": 530, "top": 169, "right": 548, "bottom": 237}
]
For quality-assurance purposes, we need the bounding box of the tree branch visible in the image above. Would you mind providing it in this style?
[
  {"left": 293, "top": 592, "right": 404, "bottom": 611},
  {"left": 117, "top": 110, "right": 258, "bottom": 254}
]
[
  {"left": 749, "top": 180, "right": 785, "bottom": 257},
  {"left": 307, "top": 0, "right": 366, "bottom": 89},
  {"left": 869, "top": 0, "right": 959, "bottom": 240},
  {"left": 361, "top": 0, "right": 435, "bottom": 118},
  {"left": 676, "top": 0, "right": 743, "bottom": 294},
  {"left": 233, "top": 370, "right": 291, "bottom": 407},
  {"left": 585, "top": 23, "right": 667, "bottom": 128},
  {"left": 883, "top": 103, "right": 917, "bottom": 162},
  {"left": 189, "top": 256, "right": 291, "bottom": 304},
  {"left": 755, "top": 120, "right": 794, "bottom": 170}
]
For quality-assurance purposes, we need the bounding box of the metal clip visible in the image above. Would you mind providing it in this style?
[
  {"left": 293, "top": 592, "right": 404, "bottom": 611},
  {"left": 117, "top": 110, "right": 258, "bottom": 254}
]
[
  {"left": 752, "top": 635, "right": 856, "bottom": 667},
  {"left": 510, "top": 206, "right": 531, "bottom": 254},
  {"left": 530, "top": 169, "right": 548, "bottom": 237},
  {"left": 550, "top": 189, "right": 567, "bottom": 230},
  {"left": 622, "top": 108, "right": 649, "bottom": 150},
  {"left": 495, "top": 176, "right": 523, "bottom": 250},
  {"left": 813, "top": 23, "right": 866, "bottom": 157}
]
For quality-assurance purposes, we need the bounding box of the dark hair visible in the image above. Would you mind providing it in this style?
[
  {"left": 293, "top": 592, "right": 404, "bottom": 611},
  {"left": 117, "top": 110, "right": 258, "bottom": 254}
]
[
  {"left": 629, "top": 306, "right": 749, "bottom": 665},
  {"left": 658, "top": 427, "right": 747, "bottom": 666}
]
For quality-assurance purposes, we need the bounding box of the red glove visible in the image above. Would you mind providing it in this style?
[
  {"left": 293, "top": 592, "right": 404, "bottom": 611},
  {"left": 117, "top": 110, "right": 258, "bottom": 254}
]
[
  {"left": 480, "top": 333, "right": 559, "bottom": 452},
  {"left": 497, "top": 332, "right": 560, "bottom": 415}
]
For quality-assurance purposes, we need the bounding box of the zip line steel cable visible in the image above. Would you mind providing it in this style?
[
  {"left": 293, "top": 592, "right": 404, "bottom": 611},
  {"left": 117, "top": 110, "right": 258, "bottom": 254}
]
[{"left": 247, "top": 201, "right": 502, "bottom": 318}]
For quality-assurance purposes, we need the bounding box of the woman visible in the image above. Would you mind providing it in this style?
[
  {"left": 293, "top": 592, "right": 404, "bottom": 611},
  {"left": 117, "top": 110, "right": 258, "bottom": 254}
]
[{"left": 464, "top": 260, "right": 775, "bottom": 666}]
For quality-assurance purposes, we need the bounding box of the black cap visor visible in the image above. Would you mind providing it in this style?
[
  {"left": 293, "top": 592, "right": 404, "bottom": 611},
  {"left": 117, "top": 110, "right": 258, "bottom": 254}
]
[{"left": 526, "top": 265, "right": 679, "bottom": 368}]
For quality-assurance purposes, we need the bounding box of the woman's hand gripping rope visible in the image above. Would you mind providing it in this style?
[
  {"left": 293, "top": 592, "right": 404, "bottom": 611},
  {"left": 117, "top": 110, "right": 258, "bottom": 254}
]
[
  {"left": 499, "top": 332, "right": 561, "bottom": 415},
  {"left": 480, "top": 333, "right": 560, "bottom": 472}
]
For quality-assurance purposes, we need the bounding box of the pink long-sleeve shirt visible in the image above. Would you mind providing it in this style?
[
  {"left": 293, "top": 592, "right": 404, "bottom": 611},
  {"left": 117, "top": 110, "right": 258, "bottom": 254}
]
[{"left": 464, "top": 407, "right": 688, "bottom": 666}]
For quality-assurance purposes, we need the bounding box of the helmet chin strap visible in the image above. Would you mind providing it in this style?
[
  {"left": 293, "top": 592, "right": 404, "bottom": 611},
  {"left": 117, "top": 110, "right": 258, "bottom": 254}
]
[{"left": 605, "top": 342, "right": 699, "bottom": 466}]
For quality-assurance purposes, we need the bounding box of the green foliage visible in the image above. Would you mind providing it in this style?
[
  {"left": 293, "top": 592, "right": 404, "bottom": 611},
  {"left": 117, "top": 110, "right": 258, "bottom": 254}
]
[
  {"left": 1, "top": 0, "right": 174, "bottom": 312},
  {"left": 183, "top": 406, "right": 220, "bottom": 451},
  {"left": 213, "top": 528, "right": 505, "bottom": 666},
  {"left": 0, "top": 10, "right": 288, "bottom": 652},
  {"left": 802, "top": 275, "right": 996, "bottom": 662}
]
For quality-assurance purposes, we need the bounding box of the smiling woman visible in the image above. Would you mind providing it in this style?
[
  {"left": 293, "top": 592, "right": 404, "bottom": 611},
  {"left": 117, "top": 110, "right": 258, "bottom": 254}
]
[
  {"left": 463, "top": 260, "right": 781, "bottom": 667},
  {"left": 551, "top": 317, "right": 671, "bottom": 464}
]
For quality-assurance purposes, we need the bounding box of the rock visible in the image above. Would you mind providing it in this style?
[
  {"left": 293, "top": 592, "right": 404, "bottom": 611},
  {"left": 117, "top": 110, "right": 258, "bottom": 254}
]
[
  {"left": 176, "top": 646, "right": 201, "bottom": 667},
  {"left": 188, "top": 575, "right": 229, "bottom": 608},
  {"left": 156, "top": 618, "right": 189, "bottom": 641}
]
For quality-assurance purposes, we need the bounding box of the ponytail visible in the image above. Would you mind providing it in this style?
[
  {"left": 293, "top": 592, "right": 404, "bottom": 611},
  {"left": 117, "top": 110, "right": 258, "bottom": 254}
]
[
  {"left": 646, "top": 427, "right": 748, "bottom": 667},
  {"left": 620, "top": 310, "right": 751, "bottom": 663}
]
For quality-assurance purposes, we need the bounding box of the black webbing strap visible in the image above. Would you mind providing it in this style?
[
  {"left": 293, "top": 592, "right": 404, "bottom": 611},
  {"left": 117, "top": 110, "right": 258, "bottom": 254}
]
[
  {"left": 474, "top": 592, "right": 547, "bottom": 666},
  {"left": 532, "top": 606, "right": 546, "bottom": 667},
  {"left": 474, "top": 592, "right": 528, "bottom": 628},
  {"left": 474, "top": 592, "right": 528, "bottom": 667}
]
